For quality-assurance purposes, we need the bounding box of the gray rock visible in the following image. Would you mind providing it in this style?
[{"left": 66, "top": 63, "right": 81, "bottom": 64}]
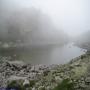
[
  {"left": 8, "top": 76, "right": 27, "bottom": 81},
  {"left": 23, "top": 79, "right": 30, "bottom": 87},
  {"left": 38, "top": 86, "right": 45, "bottom": 90},
  {"left": 32, "top": 87, "right": 36, "bottom": 90},
  {"left": 55, "top": 76, "right": 63, "bottom": 83},
  {"left": 85, "top": 77, "right": 90, "bottom": 83}
]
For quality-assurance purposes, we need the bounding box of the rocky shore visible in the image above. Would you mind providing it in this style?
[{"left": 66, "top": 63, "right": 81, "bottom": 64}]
[{"left": 0, "top": 54, "right": 90, "bottom": 90}]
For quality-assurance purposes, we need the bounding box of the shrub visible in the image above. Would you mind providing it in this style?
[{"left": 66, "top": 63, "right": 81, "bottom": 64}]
[
  {"left": 29, "top": 80, "right": 36, "bottom": 87},
  {"left": 7, "top": 80, "right": 25, "bottom": 90},
  {"left": 53, "top": 79, "right": 75, "bottom": 90}
]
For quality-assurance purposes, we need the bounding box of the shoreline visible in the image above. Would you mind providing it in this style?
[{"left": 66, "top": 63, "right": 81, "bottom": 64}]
[{"left": 0, "top": 53, "right": 90, "bottom": 90}]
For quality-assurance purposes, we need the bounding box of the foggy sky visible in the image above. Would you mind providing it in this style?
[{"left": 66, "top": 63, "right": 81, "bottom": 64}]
[{"left": 0, "top": 0, "right": 90, "bottom": 37}]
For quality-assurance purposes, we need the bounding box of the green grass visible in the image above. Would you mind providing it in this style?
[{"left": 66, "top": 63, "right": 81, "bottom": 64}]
[
  {"left": 7, "top": 79, "right": 75, "bottom": 90},
  {"left": 7, "top": 80, "right": 36, "bottom": 90},
  {"left": 53, "top": 79, "right": 75, "bottom": 90},
  {"left": 7, "top": 80, "right": 25, "bottom": 90}
]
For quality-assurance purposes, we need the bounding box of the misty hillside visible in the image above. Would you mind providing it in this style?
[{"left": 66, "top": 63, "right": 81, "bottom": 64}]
[
  {"left": 75, "top": 31, "right": 90, "bottom": 51},
  {"left": 0, "top": 8, "right": 68, "bottom": 47}
]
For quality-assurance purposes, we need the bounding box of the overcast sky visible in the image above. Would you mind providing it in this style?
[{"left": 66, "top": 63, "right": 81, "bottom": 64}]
[{"left": 0, "top": 0, "right": 90, "bottom": 37}]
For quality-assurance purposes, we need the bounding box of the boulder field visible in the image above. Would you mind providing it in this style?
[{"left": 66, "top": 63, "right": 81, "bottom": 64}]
[{"left": 0, "top": 54, "right": 90, "bottom": 90}]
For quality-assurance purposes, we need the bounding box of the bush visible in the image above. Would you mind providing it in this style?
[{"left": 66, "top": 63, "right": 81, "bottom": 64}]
[
  {"left": 29, "top": 80, "right": 36, "bottom": 87},
  {"left": 7, "top": 80, "right": 34, "bottom": 90},
  {"left": 53, "top": 79, "right": 75, "bottom": 90},
  {"left": 7, "top": 80, "right": 25, "bottom": 90}
]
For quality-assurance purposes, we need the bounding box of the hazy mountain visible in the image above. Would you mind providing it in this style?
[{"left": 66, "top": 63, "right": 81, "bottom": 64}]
[{"left": 0, "top": 7, "right": 69, "bottom": 46}]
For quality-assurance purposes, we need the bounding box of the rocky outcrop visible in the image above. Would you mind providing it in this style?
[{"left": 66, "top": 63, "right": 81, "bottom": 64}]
[
  {"left": 0, "top": 59, "right": 51, "bottom": 88},
  {"left": 0, "top": 54, "right": 90, "bottom": 90}
]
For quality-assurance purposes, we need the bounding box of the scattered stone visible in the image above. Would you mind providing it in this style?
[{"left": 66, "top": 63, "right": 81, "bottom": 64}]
[
  {"left": 85, "top": 77, "right": 90, "bottom": 85},
  {"left": 55, "top": 76, "right": 63, "bottom": 83},
  {"left": 23, "top": 79, "right": 30, "bottom": 87},
  {"left": 32, "top": 87, "right": 36, "bottom": 90},
  {"left": 38, "top": 86, "right": 45, "bottom": 90},
  {"left": 0, "top": 54, "right": 90, "bottom": 90}
]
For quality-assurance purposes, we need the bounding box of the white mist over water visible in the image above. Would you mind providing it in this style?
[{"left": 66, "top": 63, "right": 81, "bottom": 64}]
[
  {"left": 14, "top": 43, "right": 86, "bottom": 64},
  {"left": 0, "top": 0, "right": 90, "bottom": 37},
  {"left": 0, "top": 0, "right": 89, "bottom": 64}
]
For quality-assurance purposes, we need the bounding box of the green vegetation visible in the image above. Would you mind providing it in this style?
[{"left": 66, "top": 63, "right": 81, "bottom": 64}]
[
  {"left": 7, "top": 79, "right": 75, "bottom": 90},
  {"left": 7, "top": 80, "right": 32, "bottom": 90},
  {"left": 53, "top": 79, "right": 75, "bottom": 90},
  {"left": 7, "top": 80, "right": 25, "bottom": 90},
  {"left": 6, "top": 54, "right": 90, "bottom": 90},
  {"left": 29, "top": 80, "right": 36, "bottom": 87}
]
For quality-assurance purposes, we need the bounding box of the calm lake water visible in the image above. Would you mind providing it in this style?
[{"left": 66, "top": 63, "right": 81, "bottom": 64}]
[{"left": 0, "top": 43, "right": 86, "bottom": 65}]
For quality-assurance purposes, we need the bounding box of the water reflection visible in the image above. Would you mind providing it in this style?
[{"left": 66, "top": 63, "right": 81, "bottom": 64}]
[{"left": 0, "top": 43, "right": 86, "bottom": 65}]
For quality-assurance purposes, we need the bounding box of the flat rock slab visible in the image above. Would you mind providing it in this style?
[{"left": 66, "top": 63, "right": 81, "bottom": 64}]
[{"left": 8, "top": 76, "right": 27, "bottom": 81}]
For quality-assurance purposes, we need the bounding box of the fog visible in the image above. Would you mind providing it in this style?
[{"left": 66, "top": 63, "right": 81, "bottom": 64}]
[
  {"left": 0, "top": 0, "right": 69, "bottom": 46},
  {"left": 1, "top": 0, "right": 90, "bottom": 37},
  {"left": 1, "top": 1, "right": 90, "bottom": 89},
  {"left": 0, "top": 0, "right": 89, "bottom": 64},
  {"left": 30, "top": 0, "right": 90, "bottom": 37},
  {"left": 0, "top": 0, "right": 90, "bottom": 47}
]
